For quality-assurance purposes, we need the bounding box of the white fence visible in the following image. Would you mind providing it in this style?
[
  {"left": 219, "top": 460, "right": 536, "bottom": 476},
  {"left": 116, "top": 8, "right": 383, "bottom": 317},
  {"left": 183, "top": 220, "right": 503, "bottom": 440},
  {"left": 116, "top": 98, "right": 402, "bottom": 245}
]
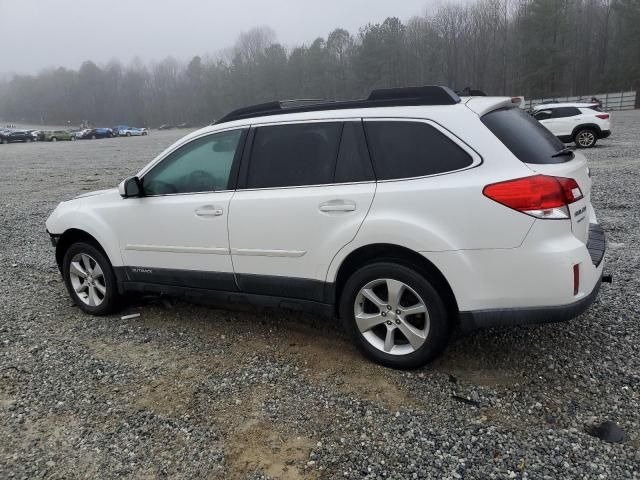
[{"left": 522, "top": 90, "right": 636, "bottom": 111}]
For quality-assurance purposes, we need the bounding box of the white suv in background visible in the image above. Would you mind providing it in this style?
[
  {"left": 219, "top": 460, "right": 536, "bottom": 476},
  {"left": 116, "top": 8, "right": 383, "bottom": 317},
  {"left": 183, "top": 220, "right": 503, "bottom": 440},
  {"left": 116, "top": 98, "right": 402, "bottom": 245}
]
[
  {"left": 532, "top": 102, "right": 611, "bottom": 148},
  {"left": 46, "top": 86, "right": 607, "bottom": 369}
]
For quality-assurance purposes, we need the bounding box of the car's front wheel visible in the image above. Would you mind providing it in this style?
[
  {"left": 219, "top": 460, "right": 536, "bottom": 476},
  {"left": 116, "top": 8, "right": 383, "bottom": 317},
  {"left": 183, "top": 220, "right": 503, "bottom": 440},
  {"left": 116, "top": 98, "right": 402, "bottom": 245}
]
[
  {"left": 574, "top": 128, "right": 598, "bottom": 148},
  {"left": 62, "top": 242, "right": 120, "bottom": 315},
  {"left": 339, "top": 262, "right": 450, "bottom": 369}
]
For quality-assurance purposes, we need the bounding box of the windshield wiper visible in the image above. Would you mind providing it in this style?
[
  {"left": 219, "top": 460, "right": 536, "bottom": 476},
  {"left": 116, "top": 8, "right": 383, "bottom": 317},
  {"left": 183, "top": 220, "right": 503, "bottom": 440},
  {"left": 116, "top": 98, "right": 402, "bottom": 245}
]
[{"left": 551, "top": 147, "right": 575, "bottom": 158}]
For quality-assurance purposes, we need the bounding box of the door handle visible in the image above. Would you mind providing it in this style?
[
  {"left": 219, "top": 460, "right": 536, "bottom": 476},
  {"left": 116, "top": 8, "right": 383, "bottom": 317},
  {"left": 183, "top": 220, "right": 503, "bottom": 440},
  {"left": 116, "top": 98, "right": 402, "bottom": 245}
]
[
  {"left": 319, "top": 200, "right": 356, "bottom": 213},
  {"left": 195, "top": 205, "right": 223, "bottom": 217}
]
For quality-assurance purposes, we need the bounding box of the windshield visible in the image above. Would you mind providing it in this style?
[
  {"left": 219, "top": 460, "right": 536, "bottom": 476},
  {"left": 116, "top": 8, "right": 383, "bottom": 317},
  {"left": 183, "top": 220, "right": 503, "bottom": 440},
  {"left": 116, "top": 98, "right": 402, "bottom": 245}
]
[{"left": 481, "top": 107, "right": 573, "bottom": 164}]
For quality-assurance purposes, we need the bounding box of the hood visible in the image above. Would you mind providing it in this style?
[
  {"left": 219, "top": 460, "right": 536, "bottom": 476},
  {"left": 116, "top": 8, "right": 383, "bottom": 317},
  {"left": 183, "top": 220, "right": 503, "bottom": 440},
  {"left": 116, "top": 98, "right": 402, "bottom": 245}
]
[{"left": 73, "top": 188, "right": 117, "bottom": 200}]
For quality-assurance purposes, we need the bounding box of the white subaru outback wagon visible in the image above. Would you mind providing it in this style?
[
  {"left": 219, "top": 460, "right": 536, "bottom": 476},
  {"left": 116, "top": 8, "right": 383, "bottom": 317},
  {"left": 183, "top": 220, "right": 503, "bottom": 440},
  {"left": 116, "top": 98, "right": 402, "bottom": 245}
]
[{"left": 46, "top": 86, "right": 606, "bottom": 369}]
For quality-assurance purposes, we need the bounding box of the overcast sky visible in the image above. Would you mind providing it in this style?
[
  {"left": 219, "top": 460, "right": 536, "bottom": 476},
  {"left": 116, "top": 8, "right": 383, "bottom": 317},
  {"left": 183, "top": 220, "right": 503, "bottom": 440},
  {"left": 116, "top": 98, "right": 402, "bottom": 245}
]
[{"left": 0, "top": 0, "right": 437, "bottom": 74}]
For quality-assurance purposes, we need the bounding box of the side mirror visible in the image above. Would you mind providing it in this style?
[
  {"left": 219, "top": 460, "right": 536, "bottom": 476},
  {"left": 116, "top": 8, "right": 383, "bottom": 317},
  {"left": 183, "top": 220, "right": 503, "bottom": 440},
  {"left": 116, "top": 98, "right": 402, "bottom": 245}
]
[{"left": 118, "top": 176, "right": 143, "bottom": 198}]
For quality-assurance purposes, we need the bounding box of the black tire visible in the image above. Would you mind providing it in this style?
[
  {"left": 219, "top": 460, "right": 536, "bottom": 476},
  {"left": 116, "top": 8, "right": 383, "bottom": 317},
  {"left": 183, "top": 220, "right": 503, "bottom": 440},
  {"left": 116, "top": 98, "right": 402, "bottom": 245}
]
[
  {"left": 51, "top": 137, "right": 57, "bottom": 142},
  {"left": 142, "top": 132, "right": 148, "bottom": 136},
  {"left": 62, "top": 242, "right": 120, "bottom": 315},
  {"left": 339, "top": 262, "right": 450, "bottom": 369},
  {"left": 574, "top": 128, "right": 598, "bottom": 148},
  {"left": 126, "top": 132, "right": 131, "bottom": 137}
]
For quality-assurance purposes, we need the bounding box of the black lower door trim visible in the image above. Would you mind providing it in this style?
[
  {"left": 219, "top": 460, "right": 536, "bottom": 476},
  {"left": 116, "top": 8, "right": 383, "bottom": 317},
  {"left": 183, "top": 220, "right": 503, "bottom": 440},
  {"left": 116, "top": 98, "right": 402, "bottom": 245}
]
[
  {"left": 121, "top": 266, "right": 239, "bottom": 292},
  {"left": 113, "top": 266, "right": 336, "bottom": 313},
  {"left": 235, "top": 273, "right": 329, "bottom": 303}
]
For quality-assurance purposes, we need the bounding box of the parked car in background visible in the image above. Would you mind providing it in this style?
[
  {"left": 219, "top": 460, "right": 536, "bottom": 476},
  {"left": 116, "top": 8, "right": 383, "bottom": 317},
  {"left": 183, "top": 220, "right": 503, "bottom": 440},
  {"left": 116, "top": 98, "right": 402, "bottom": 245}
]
[
  {"left": 532, "top": 103, "right": 611, "bottom": 148},
  {"left": 0, "top": 129, "right": 35, "bottom": 144},
  {"left": 75, "top": 129, "right": 91, "bottom": 139},
  {"left": 117, "top": 126, "right": 148, "bottom": 137},
  {"left": 42, "top": 130, "right": 75, "bottom": 142},
  {"left": 46, "top": 85, "right": 606, "bottom": 369},
  {"left": 78, "top": 128, "right": 114, "bottom": 140},
  {"left": 158, "top": 124, "right": 175, "bottom": 130}
]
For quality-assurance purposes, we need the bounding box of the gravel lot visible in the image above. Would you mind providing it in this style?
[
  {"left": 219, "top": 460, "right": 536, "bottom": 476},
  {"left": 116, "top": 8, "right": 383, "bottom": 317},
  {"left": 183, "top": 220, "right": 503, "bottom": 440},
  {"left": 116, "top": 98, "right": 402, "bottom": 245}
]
[{"left": 1, "top": 116, "right": 639, "bottom": 479}]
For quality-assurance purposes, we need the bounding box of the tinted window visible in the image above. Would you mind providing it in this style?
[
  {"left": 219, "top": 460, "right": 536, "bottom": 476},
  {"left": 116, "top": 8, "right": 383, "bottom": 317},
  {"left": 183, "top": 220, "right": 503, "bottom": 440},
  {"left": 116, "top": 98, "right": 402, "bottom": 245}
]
[
  {"left": 482, "top": 108, "right": 572, "bottom": 164},
  {"left": 334, "top": 122, "right": 375, "bottom": 183},
  {"left": 364, "top": 121, "right": 473, "bottom": 180},
  {"left": 533, "top": 110, "right": 552, "bottom": 120},
  {"left": 247, "top": 122, "right": 342, "bottom": 189},
  {"left": 552, "top": 107, "right": 581, "bottom": 118},
  {"left": 143, "top": 129, "right": 245, "bottom": 195}
]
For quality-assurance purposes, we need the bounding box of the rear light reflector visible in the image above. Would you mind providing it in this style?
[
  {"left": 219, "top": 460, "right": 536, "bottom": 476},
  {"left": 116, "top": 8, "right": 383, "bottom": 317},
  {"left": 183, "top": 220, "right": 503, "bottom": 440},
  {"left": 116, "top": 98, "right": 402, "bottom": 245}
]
[
  {"left": 573, "top": 264, "right": 580, "bottom": 295},
  {"left": 596, "top": 114, "right": 610, "bottom": 120},
  {"left": 483, "top": 175, "right": 583, "bottom": 219}
]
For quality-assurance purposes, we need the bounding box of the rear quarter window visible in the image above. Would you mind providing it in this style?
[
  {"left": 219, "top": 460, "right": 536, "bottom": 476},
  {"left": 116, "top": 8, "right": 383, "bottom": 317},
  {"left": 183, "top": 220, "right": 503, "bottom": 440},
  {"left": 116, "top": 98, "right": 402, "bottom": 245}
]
[
  {"left": 481, "top": 108, "right": 572, "bottom": 164},
  {"left": 364, "top": 121, "right": 473, "bottom": 180}
]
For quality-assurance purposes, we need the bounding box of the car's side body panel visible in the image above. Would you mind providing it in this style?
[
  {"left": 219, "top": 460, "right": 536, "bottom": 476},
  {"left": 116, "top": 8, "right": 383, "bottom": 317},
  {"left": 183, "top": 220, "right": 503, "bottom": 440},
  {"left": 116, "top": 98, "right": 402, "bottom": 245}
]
[{"left": 46, "top": 94, "right": 605, "bottom": 337}]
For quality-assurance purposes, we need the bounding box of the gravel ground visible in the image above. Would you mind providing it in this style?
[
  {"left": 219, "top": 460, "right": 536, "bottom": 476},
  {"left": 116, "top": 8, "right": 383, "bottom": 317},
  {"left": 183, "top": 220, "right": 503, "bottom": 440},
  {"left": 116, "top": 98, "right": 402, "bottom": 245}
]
[{"left": 1, "top": 117, "right": 639, "bottom": 479}]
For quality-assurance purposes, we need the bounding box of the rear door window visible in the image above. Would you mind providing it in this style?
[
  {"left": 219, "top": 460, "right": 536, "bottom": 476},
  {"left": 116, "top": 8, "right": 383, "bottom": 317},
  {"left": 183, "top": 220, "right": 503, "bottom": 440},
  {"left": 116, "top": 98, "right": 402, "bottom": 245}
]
[
  {"left": 481, "top": 108, "right": 572, "bottom": 164},
  {"left": 363, "top": 121, "right": 473, "bottom": 180},
  {"left": 247, "top": 122, "right": 342, "bottom": 189}
]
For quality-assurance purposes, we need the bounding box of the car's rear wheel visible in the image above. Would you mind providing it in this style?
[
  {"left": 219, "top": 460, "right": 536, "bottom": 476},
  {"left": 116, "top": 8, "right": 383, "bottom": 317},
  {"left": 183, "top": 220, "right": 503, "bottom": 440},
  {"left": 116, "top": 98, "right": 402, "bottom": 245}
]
[
  {"left": 51, "top": 137, "right": 57, "bottom": 142},
  {"left": 574, "top": 128, "right": 597, "bottom": 148},
  {"left": 126, "top": 132, "right": 131, "bottom": 137},
  {"left": 339, "top": 262, "right": 450, "bottom": 369},
  {"left": 62, "top": 242, "right": 120, "bottom": 315}
]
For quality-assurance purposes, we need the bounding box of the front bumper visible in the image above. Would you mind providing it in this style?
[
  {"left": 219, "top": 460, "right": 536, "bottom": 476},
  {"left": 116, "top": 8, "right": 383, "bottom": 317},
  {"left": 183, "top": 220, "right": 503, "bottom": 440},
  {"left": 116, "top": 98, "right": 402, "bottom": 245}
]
[{"left": 47, "top": 229, "right": 61, "bottom": 247}]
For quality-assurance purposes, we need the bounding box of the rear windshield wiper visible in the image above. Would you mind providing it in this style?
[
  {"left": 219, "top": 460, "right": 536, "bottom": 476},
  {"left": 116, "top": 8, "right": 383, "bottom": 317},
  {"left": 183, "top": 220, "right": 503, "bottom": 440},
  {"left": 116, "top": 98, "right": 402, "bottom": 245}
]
[{"left": 551, "top": 147, "right": 575, "bottom": 158}]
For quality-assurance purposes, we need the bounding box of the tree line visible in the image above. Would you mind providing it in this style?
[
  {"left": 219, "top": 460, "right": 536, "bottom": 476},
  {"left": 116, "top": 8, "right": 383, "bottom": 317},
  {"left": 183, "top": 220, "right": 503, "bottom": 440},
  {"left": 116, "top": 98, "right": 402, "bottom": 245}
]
[{"left": 0, "top": 0, "right": 638, "bottom": 127}]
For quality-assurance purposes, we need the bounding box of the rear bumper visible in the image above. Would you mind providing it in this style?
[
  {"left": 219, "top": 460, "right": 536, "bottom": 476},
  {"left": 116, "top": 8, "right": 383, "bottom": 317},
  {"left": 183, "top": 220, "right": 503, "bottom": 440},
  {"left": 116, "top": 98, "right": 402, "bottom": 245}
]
[
  {"left": 458, "top": 274, "right": 601, "bottom": 332},
  {"left": 456, "top": 222, "right": 605, "bottom": 333},
  {"left": 599, "top": 129, "right": 611, "bottom": 139}
]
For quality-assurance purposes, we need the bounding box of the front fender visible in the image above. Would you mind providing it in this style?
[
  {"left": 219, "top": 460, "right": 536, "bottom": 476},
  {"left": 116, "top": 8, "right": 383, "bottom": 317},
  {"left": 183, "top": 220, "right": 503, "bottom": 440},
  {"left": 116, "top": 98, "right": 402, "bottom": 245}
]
[{"left": 46, "top": 200, "right": 124, "bottom": 267}]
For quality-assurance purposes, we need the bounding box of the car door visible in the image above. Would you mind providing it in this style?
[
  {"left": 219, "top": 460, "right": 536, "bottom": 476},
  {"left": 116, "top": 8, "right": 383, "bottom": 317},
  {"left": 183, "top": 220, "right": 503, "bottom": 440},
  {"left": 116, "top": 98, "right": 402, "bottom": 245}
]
[
  {"left": 553, "top": 107, "right": 581, "bottom": 137},
  {"left": 228, "top": 120, "right": 376, "bottom": 302},
  {"left": 110, "top": 128, "right": 247, "bottom": 290}
]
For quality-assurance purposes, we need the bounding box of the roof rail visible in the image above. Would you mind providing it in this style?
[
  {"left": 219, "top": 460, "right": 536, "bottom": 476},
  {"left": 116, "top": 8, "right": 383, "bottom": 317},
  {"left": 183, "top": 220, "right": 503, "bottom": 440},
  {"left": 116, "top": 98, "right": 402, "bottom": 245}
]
[{"left": 215, "top": 85, "right": 460, "bottom": 124}]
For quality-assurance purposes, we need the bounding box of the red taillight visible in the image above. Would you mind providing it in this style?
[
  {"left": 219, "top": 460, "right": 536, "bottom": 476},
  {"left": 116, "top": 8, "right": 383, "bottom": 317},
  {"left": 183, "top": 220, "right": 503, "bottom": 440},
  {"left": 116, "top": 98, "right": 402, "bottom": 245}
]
[
  {"left": 596, "top": 114, "right": 609, "bottom": 120},
  {"left": 483, "top": 175, "right": 583, "bottom": 219},
  {"left": 556, "top": 177, "right": 584, "bottom": 203}
]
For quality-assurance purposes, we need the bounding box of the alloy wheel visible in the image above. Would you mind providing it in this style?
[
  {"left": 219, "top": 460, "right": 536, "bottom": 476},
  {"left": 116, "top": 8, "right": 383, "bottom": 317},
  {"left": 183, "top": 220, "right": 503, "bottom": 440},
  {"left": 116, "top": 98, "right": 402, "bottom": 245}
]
[
  {"left": 69, "top": 253, "right": 107, "bottom": 307},
  {"left": 578, "top": 131, "right": 595, "bottom": 147},
  {"left": 354, "top": 278, "right": 430, "bottom": 355}
]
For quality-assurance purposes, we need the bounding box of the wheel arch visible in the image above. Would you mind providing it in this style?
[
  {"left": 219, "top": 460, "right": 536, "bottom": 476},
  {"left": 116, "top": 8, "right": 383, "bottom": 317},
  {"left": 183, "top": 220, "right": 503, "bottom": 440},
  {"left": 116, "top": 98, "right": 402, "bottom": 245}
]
[
  {"left": 572, "top": 123, "right": 601, "bottom": 138},
  {"left": 55, "top": 228, "right": 113, "bottom": 272},
  {"left": 332, "top": 243, "right": 459, "bottom": 320}
]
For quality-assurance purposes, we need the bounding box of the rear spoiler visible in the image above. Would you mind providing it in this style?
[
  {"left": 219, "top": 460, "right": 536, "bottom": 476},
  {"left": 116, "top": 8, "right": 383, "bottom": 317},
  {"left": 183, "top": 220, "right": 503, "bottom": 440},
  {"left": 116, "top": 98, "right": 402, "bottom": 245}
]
[{"left": 463, "top": 96, "right": 523, "bottom": 116}]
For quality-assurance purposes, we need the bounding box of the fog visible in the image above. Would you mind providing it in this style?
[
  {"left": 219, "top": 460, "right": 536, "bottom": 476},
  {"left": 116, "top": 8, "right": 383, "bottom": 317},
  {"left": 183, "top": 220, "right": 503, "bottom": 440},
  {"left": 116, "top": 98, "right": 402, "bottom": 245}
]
[{"left": 0, "top": 0, "right": 433, "bottom": 74}]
